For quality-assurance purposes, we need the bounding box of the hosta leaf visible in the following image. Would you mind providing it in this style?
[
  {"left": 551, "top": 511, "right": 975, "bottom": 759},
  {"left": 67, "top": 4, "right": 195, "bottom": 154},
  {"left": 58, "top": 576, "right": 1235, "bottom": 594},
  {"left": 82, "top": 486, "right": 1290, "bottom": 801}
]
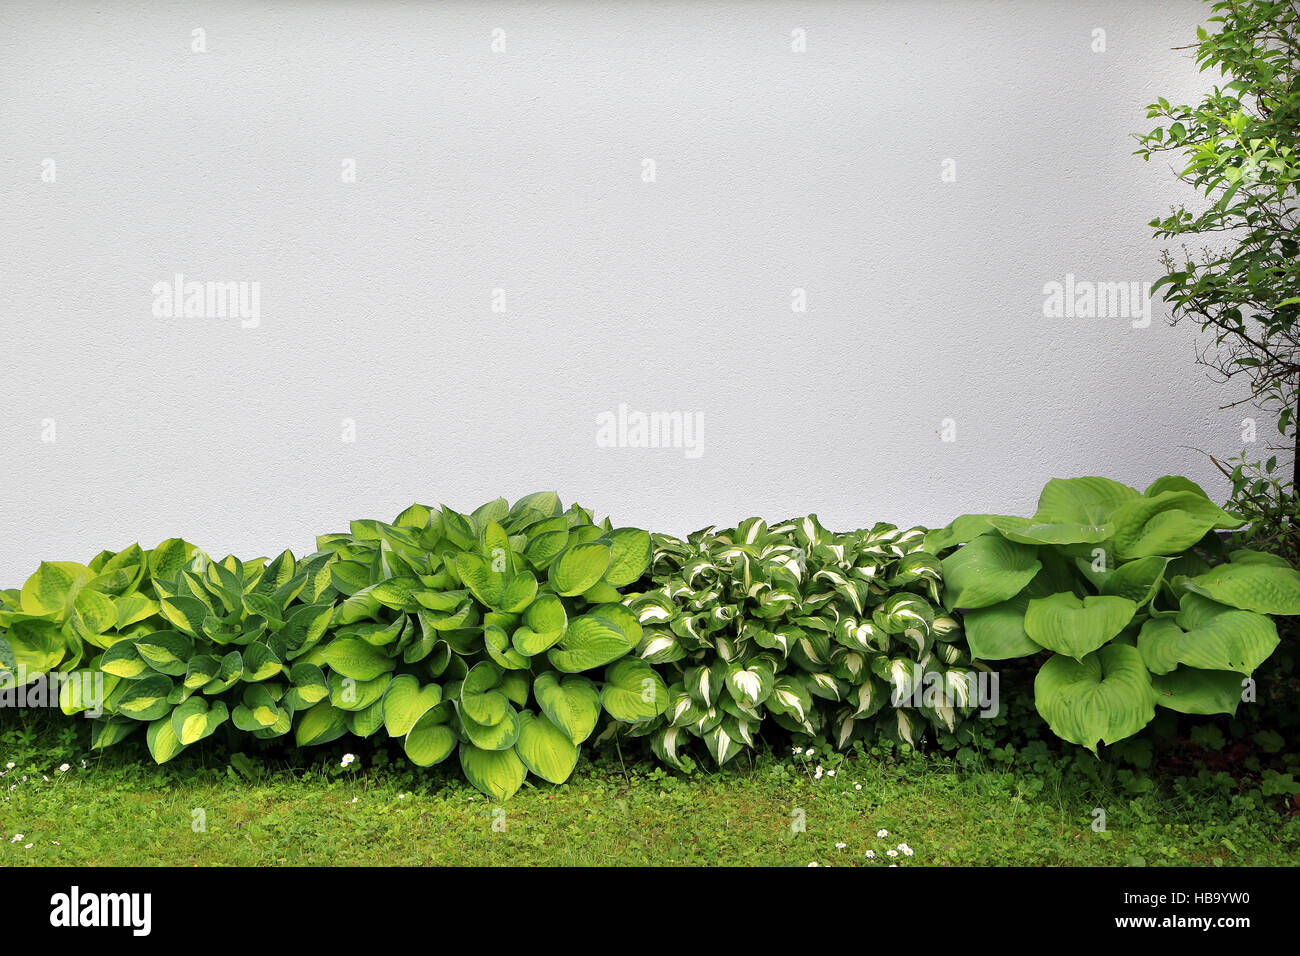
[
  {"left": 1110, "top": 491, "right": 1241, "bottom": 559},
  {"left": 1182, "top": 562, "right": 1300, "bottom": 615},
  {"left": 455, "top": 551, "right": 503, "bottom": 607},
  {"left": 987, "top": 515, "right": 1114, "bottom": 546},
  {"left": 20, "top": 561, "right": 92, "bottom": 616},
  {"left": 146, "top": 716, "right": 187, "bottom": 764},
  {"left": 404, "top": 710, "right": 456, "bottom": 766},
  {"left": 962, "top": 592, "right": 1042, "bottom": 660},
  {"left": 1098, "top": 555, "right": 1169, "bottom": 606},
  {"left": 159, "top": 596, "right": 208, "bottom": 637},
  {"left": 514, "top": 711, "right": 579, "bottom": 784},
  {"left": 1023, "top": 593, "right": 1137, "bottom": 661},
  {"left": 724, "top": 659, "right": 775, "bottom": 707},
  {"left": 547, "top": 606, "right": 637, "bottom": 672},
  {"left": 322, "top": 637, "right": 394, "bottom": 681},
  {"left": 940, "top": 534, "right": 1041, "bottom": 609},
  {"left": 1150, "top": 667, "right": 1245, "bottom": 716},
  {"left": 549, "top": 542, "right": 612, "bottom": 596},
  {"left": 533, "top": 672, "right": 601, "bottom": 744},
  {"left": 459, "top": 744, "right": 527, "bottom": 800},
  {"left": 1144, "top": 603, "right": 1279, "bottom": 675},
  {"left": 294, "top": 700, "right": 349, "bottom": 746},
  {"left": 116, "top": 675, "right": 174, "bottom": 721},
  {"left": 382, "top": 674, "right": 442, "bottom": 736},
  {"left": 499, "top": 571, "right": 538, "bottom": 613},
  {"left": 171, "top": 698, "right": 229, "bottom": 745},
  {"left": 600, "top": 659, "right": 669, "bottom": 722},
  {"left": 134, "top": 630, "right": 194, "bottom": 677},
  {"left": 1033, "top": 476, "right": 1140, "bottom": 524},
  {"left": 1033, "top": 644, "right": 1155, "bottom": 752},
  {"left": 459, "top": 703, "right": 521, "bottom": 750},
  {"left": 602, "top": 528, "right": 652, "bottom": 587}
]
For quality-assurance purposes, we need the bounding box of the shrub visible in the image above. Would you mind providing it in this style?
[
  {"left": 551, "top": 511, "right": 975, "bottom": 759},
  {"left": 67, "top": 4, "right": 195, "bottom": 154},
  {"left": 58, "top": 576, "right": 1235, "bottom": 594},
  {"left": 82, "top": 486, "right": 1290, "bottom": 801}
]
[
  {"left": 924, "top": 475, "right": 1298, "bottom": 752},
  {"left": 0, "top": 494, "right": 657, "bottom": 799},
  {"left": 625, "top": 516, "right": 972, "bottom": 769}
]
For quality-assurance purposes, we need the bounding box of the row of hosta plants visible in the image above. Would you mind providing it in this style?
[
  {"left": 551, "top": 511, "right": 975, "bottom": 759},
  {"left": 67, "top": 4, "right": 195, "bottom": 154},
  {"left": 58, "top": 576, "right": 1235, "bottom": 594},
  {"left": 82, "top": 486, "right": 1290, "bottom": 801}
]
[
  {"left": 624, "top": 516, "right": 973, "bottom": 770},
  {"left": 1, "top": 477, "right": 1297, "bottom": 796},
  {"left": 925, "top": 476, "right": 1300, "bottom": 752},
  {"left": 0, "top": 494, "right": 663, "bottom": 799}
]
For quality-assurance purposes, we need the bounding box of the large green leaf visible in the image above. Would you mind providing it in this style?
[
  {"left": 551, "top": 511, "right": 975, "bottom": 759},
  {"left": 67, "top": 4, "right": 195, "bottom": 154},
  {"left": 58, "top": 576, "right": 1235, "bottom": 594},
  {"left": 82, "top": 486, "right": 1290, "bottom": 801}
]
[
  {"left": 1033, "top": 644, "right": 1155, "bottom": 752},
  {"left": 1032, "top": 476, "right": 1139, "bottom": 524},
  {"left": 940, "top": 534, "right": 1041, "bottom": 609},
  {"left": 533, "top": 672, "right": 601, "bottom": 744},
  {"left": 1182, "top": 562, "right": 1300, "bottom": 615},
  {"left": 115, "top": 675, "right": 174, "bottom": 721},
  {"left": 146, "top": 716, "right": 187, "bottom": 764},
  {"left": 294, "top": 700, "right": 349, "bottom": 746},
  {"left": 1109, "top": 491, "right": 1241, "bottom": 559},
  {"left": 547, "top": 605, "right": 638, "bottom": 672},
  {"left": 549, "top": 543, "right": 612, "bottom": 596},
  {"left": 600, "top": 659, "right": 669, "bottom": 722},
  {"left": 602, "top": 528, "right": 652, "bottom": 587},
  {"left": 20, "top": 561, "right": 92, "bottom": 616},
  {"left": 1150, "top": 667, "right": 1245, "bottom": 715},
  {"left": 404, "top": 710, "right": 456, "bottom": 766},
  {"left": 962, "top": 592, "right": 1042, "bottom": 660},
  {"left": 382, "top": 674, "right": 442, "bottom": 737},
  {"left": 514, "top": 711, "right": 579, "bottom": 784},
  {"left": 1023, "top": 592, "right": 1137, "bottom": 660},
  {"left": 459, "top": 744, "right": 527, "bottom": 800},
  {"left": 322, "top": 637, "right": 394, "bottom": 681}
]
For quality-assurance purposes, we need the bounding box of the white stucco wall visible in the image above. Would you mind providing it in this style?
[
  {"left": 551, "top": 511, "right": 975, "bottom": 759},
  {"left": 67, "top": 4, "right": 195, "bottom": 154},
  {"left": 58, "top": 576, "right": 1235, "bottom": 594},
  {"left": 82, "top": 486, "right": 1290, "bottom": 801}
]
[{"left": 0, "top": 0, "right": 1263, "bottom": 582}]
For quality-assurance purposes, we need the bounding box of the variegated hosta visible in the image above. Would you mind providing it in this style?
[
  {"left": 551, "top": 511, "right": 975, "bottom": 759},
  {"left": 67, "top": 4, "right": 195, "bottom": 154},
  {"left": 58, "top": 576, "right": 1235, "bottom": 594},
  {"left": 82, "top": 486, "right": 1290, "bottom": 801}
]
[
  {"left": 925, "top": 475, "right": 1299, "bottom": 752},
  {"left": 626, "top": 516, "right": 976, "bottom": 769},
  {"left": 0, "top": 493, "right": 657, "bottom": 799}
]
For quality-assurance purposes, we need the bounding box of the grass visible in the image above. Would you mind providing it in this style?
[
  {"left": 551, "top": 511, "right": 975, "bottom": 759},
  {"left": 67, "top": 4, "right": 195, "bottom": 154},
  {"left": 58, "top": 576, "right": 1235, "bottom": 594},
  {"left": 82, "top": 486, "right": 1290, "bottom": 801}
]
[{"left": 1, "top": 716, "right": 1296, "bottom": 866}]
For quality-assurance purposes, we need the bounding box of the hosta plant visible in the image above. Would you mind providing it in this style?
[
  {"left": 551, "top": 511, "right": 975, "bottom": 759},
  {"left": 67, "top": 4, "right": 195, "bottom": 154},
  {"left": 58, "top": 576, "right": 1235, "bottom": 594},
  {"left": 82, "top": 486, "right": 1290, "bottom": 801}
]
[
  {"left": 626, "top": 516, "right": 976, "bottom": 769},
  {"left": 925, "top": 475, "right": 1300, "bottom": 752},
  {"left": 0, "top": 494, "right": 656, "bottom": 799}
]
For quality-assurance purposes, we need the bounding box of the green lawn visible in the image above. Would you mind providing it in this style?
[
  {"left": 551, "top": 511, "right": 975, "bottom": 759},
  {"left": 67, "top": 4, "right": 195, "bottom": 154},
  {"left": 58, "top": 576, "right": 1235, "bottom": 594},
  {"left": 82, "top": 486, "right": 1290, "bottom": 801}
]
[{"left": 1, "top": 722, "right": 1295, "bottom": 866}]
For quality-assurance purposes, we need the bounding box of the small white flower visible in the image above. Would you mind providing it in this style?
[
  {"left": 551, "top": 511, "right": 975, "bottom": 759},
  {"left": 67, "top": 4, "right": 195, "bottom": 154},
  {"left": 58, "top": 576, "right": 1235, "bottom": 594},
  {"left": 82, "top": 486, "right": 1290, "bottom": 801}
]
[
  {"left": 80, "top": 760, "right": 87, "bottom": 768},
  {"left": 877, "top": 828, "right": 889, "bottom": 838},
  {"left": 835, "top": 842, "right": 847, "bottom": 849},
  {"left": 42, "top": 775, "right": 48, "bottom": 782},
  {"left": 4, "top": 763, "right": 12, "bottom": 769},
  {"left": 11, "top": 834, "right": 22, "bottom": 842},
  {"left": 58, "top": 764, "right": 69, "bottom": 773},
  {"left": 350, "top": 797, "right": 359, "bottom": 804},
  {"left": 901, "top": 844, "right": 914, "bottom": 857},
  {"left": 814, "top": 767, "right": 824, "bottom": 779},
  {"left": 854, "top": 784, "right": 863, "bottom": 791},
  {"left": 887, "top": 849, "right": 898, "bottom": 857},
  {"left": 827, "top": 770, "right": 836, "bottom": 777},
  {"left": 397, "top": 793, "right": 407, "bottom": 799},
  {"left": 889, "top": 863, "right": 897, "bottom": 867},
  {"left": 807, "top": 861, "right": 819, "bottom": 867},
  {"left": 792, "top": 746, "right": 803, "bottom": 755},
  {"left": 806, "top": 748, "right": 815, "bottom": 756},
  {"left": 865, "top": 850, "right": 875, "bottom": 858},
  {"left": 23, "top": 843, "right": 32, "bottom": 849},
  {"left": 51, "top": 841, "right": 60, "bottom": 846}
]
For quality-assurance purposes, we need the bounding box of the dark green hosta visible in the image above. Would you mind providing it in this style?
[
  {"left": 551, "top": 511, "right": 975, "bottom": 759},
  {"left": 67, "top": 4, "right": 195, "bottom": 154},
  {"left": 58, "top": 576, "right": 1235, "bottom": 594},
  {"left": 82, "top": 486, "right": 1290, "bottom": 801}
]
[
  {"left": 926, "top": 475, "right": 1299, "bottom": 752},
  {"left": 625, "top": 516, "right": 973, "bottom": 769},
  {"left": 0, "top": 494, "right": 655, "bottom": 799}
]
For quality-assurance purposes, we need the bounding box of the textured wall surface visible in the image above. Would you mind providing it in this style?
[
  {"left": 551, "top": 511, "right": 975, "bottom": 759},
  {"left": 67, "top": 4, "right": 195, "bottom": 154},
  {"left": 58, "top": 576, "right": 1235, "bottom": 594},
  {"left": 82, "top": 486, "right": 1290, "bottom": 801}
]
[{"left": 0, "top": 0, "right": 1258, "bottom": 581}]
